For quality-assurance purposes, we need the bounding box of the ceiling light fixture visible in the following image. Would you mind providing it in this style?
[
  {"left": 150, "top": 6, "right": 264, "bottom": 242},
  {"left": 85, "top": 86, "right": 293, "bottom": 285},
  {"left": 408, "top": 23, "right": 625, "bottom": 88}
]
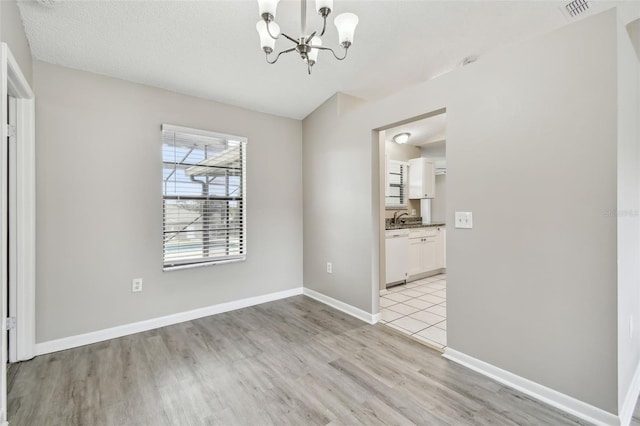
[
  {"left": 393, "top": 133, "right": 411, "bottom": 144},
  {"left": 256, "top": 0, "right": 359, "bottom": 75}
]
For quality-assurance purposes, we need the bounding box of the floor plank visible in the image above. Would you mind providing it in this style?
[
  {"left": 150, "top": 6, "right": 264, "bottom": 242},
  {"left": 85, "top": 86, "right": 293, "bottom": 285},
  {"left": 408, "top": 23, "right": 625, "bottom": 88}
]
[{"left": 9, "top": 295, "right": 594, "bottom": 425}]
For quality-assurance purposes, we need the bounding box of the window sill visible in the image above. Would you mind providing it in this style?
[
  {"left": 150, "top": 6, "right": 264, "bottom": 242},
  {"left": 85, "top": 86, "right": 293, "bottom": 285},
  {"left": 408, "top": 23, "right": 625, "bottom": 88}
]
[{"left": 163, "top": 256, "right": 246, "bottom": 272}]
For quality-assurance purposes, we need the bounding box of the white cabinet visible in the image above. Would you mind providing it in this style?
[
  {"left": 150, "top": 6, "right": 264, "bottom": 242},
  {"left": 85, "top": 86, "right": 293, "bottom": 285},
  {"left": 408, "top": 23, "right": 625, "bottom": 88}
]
[
  {"left": 408, "top": 226, "right": 445, "bottom": 278},
  {"left": 409, "top": 158, "right": 435, "bottom": 199},
  {"left": 408, "top": 237, "right": 423, "bottom": 276}
]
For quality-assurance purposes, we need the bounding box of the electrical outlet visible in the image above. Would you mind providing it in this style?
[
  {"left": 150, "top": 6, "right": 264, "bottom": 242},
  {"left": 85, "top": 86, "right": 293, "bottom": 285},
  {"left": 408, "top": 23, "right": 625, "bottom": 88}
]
[
  {"left": 455, "top": 212, "right": 473, "bottom": 229},
  {"left": 132, "top": 278, "right": 143, "bottom": 293},
  {"left": 326, "top": 262, "right": 333, "bottom": 274}
]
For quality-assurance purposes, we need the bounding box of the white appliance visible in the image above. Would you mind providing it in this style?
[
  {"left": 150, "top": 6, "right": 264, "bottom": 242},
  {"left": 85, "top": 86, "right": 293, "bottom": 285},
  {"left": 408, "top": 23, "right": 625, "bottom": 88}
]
[{"left": 385, "top": 229, "right": 409, "bottom": 286}]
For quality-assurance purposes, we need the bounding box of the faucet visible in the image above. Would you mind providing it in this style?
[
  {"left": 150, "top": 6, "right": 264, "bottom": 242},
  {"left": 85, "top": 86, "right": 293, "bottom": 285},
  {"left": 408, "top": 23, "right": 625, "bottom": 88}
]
[{"left": 393, "top": 212, "right": 409, "bottom": 225}]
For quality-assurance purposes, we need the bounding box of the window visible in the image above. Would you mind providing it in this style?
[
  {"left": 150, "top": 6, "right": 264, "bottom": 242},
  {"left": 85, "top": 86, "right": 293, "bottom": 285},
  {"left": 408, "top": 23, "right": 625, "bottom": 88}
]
[
  {"left": 385, "top": 159, "right": 408, "bottom": 209},
  {"left": 162, "top": 124, "right": 247, "bottom": 270}
]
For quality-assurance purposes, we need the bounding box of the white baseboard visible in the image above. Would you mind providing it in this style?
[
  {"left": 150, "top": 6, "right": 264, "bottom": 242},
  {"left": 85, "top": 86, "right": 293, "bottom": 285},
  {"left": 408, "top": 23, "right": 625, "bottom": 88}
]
[
  {"left": 443, "top": 348, "right": 620, "bottom": 426},
  {"left": 620, "top": 359, "right": 640, "bottom": 426},
  {"left": 303, "top": 288, "right": 378, "bottom": 324},
  {"left": 35, "top": 287, "right": 303, "bottom": 356}
]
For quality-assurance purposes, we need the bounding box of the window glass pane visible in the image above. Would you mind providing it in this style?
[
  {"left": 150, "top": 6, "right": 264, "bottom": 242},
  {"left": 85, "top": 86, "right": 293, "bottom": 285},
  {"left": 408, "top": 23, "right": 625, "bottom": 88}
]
[{"left": 162, "top": 125, "right": 246, "bottom": 269}]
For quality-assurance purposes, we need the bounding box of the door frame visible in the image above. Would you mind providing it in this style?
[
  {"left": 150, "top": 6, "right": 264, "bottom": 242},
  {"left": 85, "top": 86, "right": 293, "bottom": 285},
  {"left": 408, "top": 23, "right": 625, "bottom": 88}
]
[{"left": 1, "top": 42, "right": 35, "bottom": 425}]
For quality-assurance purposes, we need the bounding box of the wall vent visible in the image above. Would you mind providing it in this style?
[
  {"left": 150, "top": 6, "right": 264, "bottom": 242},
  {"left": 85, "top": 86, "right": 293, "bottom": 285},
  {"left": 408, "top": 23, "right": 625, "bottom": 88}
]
[{"left": 564, "top": 0, "right": 590, "bottom": 18}]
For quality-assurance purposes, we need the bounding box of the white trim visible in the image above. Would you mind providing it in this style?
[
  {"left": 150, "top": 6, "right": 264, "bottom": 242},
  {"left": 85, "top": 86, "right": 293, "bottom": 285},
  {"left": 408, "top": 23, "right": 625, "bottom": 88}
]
[
  {"left": 35, "top": 287, "right": 303, "bottom": 356},
  {"left": 303, "top": 287, "right": 379, "bottom": 325},
  {"left": 14, "top": 98, "right": 36, "bottom": 362},
  {"left": 619, "top": 360, "right": 640, "bottom": 426},
  {"left": 4, "top": 44, "right": 36, "bottom": 363},
  {"left": 161, "top": 123, "right": 247, "bottom": 144},
  {"left": 443, "top": 348, "right": 621, "bottom": 426},
  {"left": 0, "top": 42, "right": 36, "bottom": 426},
  {"left": 0, "top": 42, "right": 9, "bottom": 426}
]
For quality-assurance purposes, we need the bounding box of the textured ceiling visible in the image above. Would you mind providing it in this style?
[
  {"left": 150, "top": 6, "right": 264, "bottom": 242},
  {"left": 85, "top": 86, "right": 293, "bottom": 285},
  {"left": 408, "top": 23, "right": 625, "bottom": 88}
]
[{"left": 17, "top": 0, "right": 614, "bottom": 119}]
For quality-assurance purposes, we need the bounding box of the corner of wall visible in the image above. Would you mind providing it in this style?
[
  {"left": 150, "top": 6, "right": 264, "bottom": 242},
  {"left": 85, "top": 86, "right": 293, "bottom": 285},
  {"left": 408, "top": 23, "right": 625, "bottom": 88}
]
[
  {"left": 0, "top": 0, "right": 33, "bottom": 85},
  {"left": 616, "top": 2, "right": 640, "bottom": 416}
]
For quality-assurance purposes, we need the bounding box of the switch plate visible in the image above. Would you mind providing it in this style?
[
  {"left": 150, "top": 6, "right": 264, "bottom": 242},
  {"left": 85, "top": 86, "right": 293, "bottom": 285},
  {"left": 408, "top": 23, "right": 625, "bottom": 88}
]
[
  {"left": 132, "top": 278, "right": 143, "bottom": 293},
  {"left": 455, "top": 212, "right": 473, "bottom": 229}
]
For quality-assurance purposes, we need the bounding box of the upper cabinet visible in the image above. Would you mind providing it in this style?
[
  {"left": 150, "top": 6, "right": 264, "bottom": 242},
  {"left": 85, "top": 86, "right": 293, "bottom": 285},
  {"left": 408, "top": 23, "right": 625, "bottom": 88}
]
[
  {"left": 385, "top": 158, "right": 409, "bottom": 209},
  {"left": 409, "top": 158, "right": 436, "bottom": 199}
]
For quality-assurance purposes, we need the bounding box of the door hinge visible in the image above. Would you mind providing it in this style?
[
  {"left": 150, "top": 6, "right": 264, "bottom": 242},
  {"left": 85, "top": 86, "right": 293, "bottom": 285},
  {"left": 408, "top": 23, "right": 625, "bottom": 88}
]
[
  {"left": 8, "top": 124, "right": 17, "bottom": 139},
  {"left": 5, "top": 317, "right": 16, "bottom": 331}
]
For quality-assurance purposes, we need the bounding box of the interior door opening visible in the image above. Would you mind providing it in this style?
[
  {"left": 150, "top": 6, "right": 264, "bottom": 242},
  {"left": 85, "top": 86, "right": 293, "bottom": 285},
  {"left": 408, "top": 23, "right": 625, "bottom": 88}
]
[
  {"left": 1, "top": 43, "right": 37, "bottom": 426},
  {"left": 376, "top": 109, "right": 448, "bottom": 352}
]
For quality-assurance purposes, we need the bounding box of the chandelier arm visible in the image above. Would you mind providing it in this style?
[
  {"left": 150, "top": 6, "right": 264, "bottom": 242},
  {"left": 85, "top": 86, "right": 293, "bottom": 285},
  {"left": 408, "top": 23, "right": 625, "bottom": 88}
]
[
  {"left": 265, "top": 20, "right": 279, "bottom": 40},
  {"left": 265, "top": 47, "right": 297, "bottom": 64},
  {"left": 319, "top": 15, "right": 327, "bottom": 37},
  {"left": 315, "top": 46, "right": 349, "bottom": 61},
  {"left": 281, "top": 32, "right": 300, "bottom": 45},
  {"left": 305, "top": 31, "right": 317, "bottom": 45}
]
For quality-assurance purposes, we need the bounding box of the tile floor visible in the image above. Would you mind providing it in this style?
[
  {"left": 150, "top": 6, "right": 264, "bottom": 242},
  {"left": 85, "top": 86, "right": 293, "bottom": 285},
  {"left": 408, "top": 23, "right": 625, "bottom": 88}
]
[{"left": 379, "top": 273, "right": 447, "bottom": 350}]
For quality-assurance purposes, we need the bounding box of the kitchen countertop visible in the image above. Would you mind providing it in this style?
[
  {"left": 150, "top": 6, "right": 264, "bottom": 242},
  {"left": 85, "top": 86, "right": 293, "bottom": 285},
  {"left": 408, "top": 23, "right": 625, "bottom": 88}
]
[{"left": 385, "top": 222, "right": 446, "bottom": 230}]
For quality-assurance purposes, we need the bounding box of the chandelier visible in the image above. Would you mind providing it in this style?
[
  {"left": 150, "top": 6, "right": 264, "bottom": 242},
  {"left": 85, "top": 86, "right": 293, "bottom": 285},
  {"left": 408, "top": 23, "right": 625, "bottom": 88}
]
[{"left": 256, "top": 0, "right": 359, "bottom": 74}]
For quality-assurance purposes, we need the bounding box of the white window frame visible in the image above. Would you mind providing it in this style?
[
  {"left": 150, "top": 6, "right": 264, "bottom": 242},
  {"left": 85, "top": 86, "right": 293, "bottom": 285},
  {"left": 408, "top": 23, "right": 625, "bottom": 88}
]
[{"left": 161, "top": 124, "right": 247, "bottom": 271}]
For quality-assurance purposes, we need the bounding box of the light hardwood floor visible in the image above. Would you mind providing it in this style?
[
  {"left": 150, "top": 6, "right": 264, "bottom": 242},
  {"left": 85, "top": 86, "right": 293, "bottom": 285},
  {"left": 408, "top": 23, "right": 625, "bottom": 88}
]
[{"left": 8, "top": 296, "right": 595, "bottom": 425}]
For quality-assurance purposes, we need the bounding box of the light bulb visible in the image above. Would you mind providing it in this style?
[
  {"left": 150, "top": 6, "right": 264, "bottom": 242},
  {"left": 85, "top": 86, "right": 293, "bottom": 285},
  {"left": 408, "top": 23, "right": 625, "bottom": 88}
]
[
  {"left": 334, "top": 12, "right": 358, "bottom": 47},
  {"left": 258, "top": 0, "right": 280, "bottom": 21},
  {"left": 308, "top": 36, "right": 322, "bottom": 65},
  {"left": 256, "top": 20, "right": 280, "bottom": 53},
  {"left": 393, "top": 133, "right": 411, "bottom": 144},
  {"left": 315, "top": 0, "right": 333, "bottom": 15}
]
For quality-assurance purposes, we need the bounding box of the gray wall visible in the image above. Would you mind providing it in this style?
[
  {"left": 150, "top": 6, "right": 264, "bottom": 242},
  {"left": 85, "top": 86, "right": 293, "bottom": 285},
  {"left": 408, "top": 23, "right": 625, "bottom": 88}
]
[
  {"left": 0, "top": 0, "right": 32, "bottom": 84},
  {"left": 303, "top": 9, "right": 621, "bottom": 414},
  {"left": 302, "top": 93, "right": 375, "bottom": 313},
  {"left": 616, "top": 3, "right": 640, "bottom": 411},
  {"left": 34, "top": 61, "right": 303, "bottom": 342}
]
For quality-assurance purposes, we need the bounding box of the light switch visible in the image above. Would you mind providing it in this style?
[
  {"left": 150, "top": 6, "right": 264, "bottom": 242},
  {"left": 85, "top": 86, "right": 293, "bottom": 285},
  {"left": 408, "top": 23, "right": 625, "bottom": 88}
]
[{"left": 455, "top": 212, "right": 473, "bottom": 229}]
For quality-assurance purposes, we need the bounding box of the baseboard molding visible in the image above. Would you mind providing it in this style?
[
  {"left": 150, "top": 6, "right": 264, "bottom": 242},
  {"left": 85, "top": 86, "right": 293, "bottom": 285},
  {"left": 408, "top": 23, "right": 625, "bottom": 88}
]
[
  {"left": 443, "top": 348, "right": 620, "bottom": 426},
  {"left": 620, "top": 359, "right": 640, "bottom": 426},
  {"left": 303, "top": 288, "right": 378, "bottom": 324},
  {"left": 35, "top": 287, "right": 303, "bottom": 356}
]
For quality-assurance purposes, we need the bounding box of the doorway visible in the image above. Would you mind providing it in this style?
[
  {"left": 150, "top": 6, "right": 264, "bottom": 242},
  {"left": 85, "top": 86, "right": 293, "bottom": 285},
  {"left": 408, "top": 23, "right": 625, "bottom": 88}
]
[
  {"left": 377, "top": 109, "right": 448, "bottom": 351},
  {"left": 1, "top": 43, "right": 36, "bottom": 425}
]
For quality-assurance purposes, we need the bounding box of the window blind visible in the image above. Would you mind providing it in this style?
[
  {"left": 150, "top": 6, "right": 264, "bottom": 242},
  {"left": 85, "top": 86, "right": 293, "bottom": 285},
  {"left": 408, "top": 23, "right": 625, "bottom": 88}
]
[{"left": 162, "top": 124, "right": 247, "bottom": 270}]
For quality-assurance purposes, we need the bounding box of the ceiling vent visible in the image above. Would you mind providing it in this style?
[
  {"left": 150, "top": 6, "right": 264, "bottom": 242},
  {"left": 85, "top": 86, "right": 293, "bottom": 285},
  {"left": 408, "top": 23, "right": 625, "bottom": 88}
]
[{"left": 562, "top": 0, "right": 590, "bottom": 19}]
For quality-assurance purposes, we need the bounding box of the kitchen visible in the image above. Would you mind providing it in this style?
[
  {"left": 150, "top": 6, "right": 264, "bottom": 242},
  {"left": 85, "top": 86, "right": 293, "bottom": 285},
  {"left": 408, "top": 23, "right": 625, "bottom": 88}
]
[{"left": 380, "top": 111, "right": 448, "bottom": 350}]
